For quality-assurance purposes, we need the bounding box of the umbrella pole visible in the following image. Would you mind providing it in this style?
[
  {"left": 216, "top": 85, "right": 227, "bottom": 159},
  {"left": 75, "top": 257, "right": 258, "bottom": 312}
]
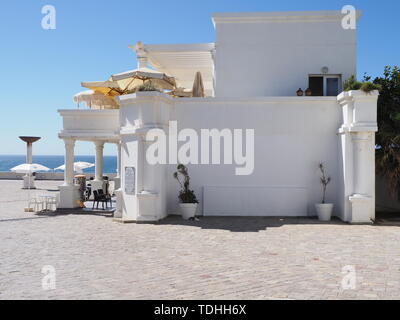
[{"left": 28, "top": 172, "right": 31, "bottom": 208}]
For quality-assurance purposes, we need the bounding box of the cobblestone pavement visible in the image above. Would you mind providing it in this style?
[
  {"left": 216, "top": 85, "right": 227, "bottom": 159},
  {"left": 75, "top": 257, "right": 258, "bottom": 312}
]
[{"left": 1, "top": 180, "right": 400, "bottom": 300}]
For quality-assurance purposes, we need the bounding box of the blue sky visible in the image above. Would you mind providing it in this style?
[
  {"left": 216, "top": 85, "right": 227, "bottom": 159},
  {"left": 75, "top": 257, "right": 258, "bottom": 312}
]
[{"left": 0, "top": 0, "right": 398, "bottom": 156}]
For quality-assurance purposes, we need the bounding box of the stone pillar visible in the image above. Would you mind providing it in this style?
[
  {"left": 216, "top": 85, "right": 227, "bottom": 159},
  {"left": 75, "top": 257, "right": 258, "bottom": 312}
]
[
  {"left": 116, "top": 142, "right": 122, "bottom": 178},
  {"left": 63, "top": 138, "right": 75, "bottom": 186},
  {"left": 115, "top": 92, "right": 173, "bottom": 222},
  {"left": 91, "top": 141, "right": 105, "bottom": 193},
  {"left": 337, "top": 90, "right": 379, "bottom": 223},
  {"left": 113, "top": 141, "right": 122, "bottom": 191},
  {"left": 23, "top": 143, "right": 34, "bottom": 189},
  {"left": 352, "top": 132, "right": 372, "bottom": 195},
  {"left": 134, "top": 41, "right": 148, "bottom": 69},
  {"left": 58, "top": 138, "right": 80, "bottom": 209},
  {"left": 27, "top": 143, "right": 33, "bottom": 164},
  {"left": 94, "top": 141, "right": 104, "bottom": 182},
  {"left": 19, "top": 137, "right": 40, "bottom": 189}
]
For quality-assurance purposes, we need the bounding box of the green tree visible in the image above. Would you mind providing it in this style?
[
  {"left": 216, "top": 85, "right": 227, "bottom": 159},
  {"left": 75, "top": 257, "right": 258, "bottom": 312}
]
[{"left": 371, "top": 66, "right": 400, "bottom": 196}]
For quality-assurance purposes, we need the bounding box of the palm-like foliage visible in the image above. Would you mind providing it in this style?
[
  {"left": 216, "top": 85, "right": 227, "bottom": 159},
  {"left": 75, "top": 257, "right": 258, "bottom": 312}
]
[
  {"left": 319, "top": 163, "right": 331, "bottom": 204},
  {"left": 173, "top": 164, "right": 199, "bottom": 204},
  {"left": 372, "top": 66, "right": 400, "bottom": 196}
]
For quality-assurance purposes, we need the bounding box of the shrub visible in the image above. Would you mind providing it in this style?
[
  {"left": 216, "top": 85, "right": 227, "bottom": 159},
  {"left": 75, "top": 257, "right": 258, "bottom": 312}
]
[
  {"left": 124, "top": 82, "right": 162, "bottom": 95},
  {"left": 343, "top": 75, "right": 362, "bottom": 91},
  {"left": 373, "top": 66, "right": 400, "bottom": 196},
  {"left": 135, "top": 82, "right": 161, "bottom": 92},
  {"left": 360, "top": 81, "right": 382, "bottom": 93},
  {"left": 343, "top": 75, "right": 382, "bottom": 93}
]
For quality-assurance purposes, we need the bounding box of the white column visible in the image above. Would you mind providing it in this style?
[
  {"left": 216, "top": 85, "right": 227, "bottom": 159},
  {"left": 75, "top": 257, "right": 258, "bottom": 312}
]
[
  {"left": 94, "top": 141, "right": 104, "bottom": 182},
  {"left": 116, "top": 141, "right": 122, "bottom": 179},
  {"left": 338, "top": 90, "right": 379, "bottom": 224},
  {"left": 58, "top": 138, "right": 80, "bottom": 209},
  {"left": 64, "top": 138, "right": 75, "bottom": 186},
  {"left": 23, "top": 142, "right": 35, "bottom": 189},
  {"left": 352, "top": 132, "right": 372, "bottom": 195},
  {"left": 116, "top": 92, "right": 172, "bottom": 222},
  {"left": 134, "top": 41, "right": 148, "bottom": 68},
  {"left": 113, "top": 140, "right": 123, "bottom": 219}
]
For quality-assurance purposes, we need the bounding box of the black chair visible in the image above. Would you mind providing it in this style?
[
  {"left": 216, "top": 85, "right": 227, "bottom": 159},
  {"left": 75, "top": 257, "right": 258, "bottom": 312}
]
[
  {"left": 98, "top": 189, "right": 112, "bottom": 208},
  {"left": 84, "top": 186, "right": 92, "bottom": 202},
  {"left": 92, "top": 190, "right": 108, "bottom": 209}
]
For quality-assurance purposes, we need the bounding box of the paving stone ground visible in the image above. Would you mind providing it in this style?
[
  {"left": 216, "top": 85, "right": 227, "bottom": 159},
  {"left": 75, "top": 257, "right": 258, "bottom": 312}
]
[{"left": 0, "top": 180, "right": 400, "bottom": 300}]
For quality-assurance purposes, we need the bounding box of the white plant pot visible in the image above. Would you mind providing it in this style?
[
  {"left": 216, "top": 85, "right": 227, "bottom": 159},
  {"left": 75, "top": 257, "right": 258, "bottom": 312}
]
[
  {"left": 179, "top": 203, "right": 198, "bottom": 220},
  {"left": 315, "top": 203, "right": 333, "bottom": 221}
]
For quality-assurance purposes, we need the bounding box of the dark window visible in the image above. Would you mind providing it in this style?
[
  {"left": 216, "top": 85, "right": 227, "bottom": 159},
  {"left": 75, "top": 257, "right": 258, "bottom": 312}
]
[
  {"left": 309, "top": 76, "right": 324, "bottom": 96},
  {"left": 326, "top": 78, "right": 339, "bottom": 96}
]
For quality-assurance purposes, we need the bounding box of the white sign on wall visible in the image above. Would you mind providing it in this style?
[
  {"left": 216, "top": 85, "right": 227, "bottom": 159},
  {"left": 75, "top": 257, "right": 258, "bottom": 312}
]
[{"left": 125, "top": 167, "right": 136, "bottom": 195}]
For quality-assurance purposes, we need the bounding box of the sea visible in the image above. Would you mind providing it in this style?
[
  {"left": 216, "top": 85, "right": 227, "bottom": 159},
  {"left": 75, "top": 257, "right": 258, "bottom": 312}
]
[{"left": 0, "top": 155, "right": 117, "bottom": 174}]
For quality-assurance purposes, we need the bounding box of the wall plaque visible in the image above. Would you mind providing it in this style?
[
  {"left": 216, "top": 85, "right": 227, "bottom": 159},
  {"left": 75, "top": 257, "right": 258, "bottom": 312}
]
[{"left": 125, "top": 167, "right": 136, "bottom": 195}]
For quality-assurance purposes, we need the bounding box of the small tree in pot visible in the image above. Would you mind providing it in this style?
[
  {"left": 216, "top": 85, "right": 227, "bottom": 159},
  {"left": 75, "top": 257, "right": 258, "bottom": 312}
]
[
  {"left": 173, "top": 164, "right": 199, "bottom": 220},
  {"left": 315, "top": 163, "right": 333, "bottom": 221}
]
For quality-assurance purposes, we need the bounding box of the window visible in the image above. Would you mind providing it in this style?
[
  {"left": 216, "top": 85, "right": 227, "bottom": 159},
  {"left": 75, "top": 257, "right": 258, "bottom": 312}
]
[{"left": 309, "top": 75, "right": 341, "bottom": 96}]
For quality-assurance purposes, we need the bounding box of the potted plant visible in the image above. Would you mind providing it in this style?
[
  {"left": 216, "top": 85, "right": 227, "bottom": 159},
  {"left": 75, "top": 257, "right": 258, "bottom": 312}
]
[
  {"left": 125, "top": 82, "right": 162, "bottom": 94},
  {"left": 343, "top": 75, "right": 382, "bottom": 93},
  {"left": 315, "top": 163, "right": 333, "bottom": 221},
  {"left": 173, "top": 164, "right": 199, "bottom": 220}
]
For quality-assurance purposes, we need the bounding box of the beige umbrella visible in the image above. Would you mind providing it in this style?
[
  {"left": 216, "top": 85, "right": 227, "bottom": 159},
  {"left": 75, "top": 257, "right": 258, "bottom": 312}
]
[
  {"left": 81, "top": 80, "right": 124, "bottom": 97},
  {"left": 73, "top": 90, "right": 119, "bottom": 109},
  {"left": 111, "top": 67, "right": 176, "bottom": 91},
  {"left": 192, "top": 71, "right": 205, "bottom": 97}
]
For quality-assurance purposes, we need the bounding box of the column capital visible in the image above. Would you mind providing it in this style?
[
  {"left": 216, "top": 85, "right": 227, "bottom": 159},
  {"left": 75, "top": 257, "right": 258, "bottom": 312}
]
[
  {"left": 94, "top": 140, "right": 105, "bottom": 148},
  {"left": 63, "top": 138, "right": 75, "bottom": 147}
]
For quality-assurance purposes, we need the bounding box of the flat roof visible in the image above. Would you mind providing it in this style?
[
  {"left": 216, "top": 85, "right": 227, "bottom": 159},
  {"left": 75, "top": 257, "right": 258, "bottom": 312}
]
[
  {"left": 212, "top": 10, "right": 362, "bottom": 25},
  {"left": 143, "top": 43, "right": 215, "bottom": 94}
]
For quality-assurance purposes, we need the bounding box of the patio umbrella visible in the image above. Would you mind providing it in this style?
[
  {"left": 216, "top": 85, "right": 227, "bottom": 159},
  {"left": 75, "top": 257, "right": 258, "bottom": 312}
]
[
  {"left": 11, "top": 163, "right": 51, "bottom": 192},
  {"left": 73, "top": 90, "right": 119, "bottom": 109},
  {"left": 81, "top": 80, "right": 124, "bottom": 97},
  {"left": 82, "top": 68, "right": 175, "bottom": 98},
  {"left": 54, "top": 162, "right": 94, "bottom": 174},
  {"left": 192, "top": 71, "right": 205, "bottom": 98},
  {"left": 11, "top": 163, "right": 51, "bottom": 174},
  {"left": 111, "top": 67, "right": 176, "bottom": 92}
]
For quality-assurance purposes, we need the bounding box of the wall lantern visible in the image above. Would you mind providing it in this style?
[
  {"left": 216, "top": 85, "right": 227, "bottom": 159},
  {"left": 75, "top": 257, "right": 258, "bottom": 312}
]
[{"left": 321, "top": 66, "right": 329, "bottom": 74}]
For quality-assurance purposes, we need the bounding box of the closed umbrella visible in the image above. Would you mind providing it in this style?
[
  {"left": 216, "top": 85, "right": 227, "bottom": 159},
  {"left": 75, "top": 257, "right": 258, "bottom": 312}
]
[{"left": 192, "top": 71, "right": 205, "bottom": 97}]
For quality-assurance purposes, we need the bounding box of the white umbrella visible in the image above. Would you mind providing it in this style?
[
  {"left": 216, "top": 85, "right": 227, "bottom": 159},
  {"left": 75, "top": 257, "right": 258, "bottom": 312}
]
[
  {"left": 110, "top": 67, "right": 176, "bottom": 91},
  {"left": 54, "top": 161, "right": 94, "bottom": 173},
  {"left": 11, "top": 163, "right": 51, "bottom": 192},
  {"left": 11, "top": 163, "right": 51, "bottom": 174}
]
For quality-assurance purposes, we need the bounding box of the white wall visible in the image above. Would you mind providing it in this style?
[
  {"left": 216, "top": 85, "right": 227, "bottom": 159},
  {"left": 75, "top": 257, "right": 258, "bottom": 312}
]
[
  {"left": 213, "top": 12, "right": 357, "bottom": 97},
  {"left": 166, "top": 97, "right": 341, "bottom": 217}
]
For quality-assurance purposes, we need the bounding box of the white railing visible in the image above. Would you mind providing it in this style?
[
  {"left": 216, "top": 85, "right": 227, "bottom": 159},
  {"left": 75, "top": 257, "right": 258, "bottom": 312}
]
[{"left": 58, "top": 109, "right": 120, "bottom": 141}]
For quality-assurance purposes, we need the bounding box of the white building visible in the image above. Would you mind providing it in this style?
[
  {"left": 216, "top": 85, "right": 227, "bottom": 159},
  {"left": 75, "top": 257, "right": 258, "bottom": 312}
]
[{"left": 58, "top": 10, "right": 378, "bottom": 223}]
